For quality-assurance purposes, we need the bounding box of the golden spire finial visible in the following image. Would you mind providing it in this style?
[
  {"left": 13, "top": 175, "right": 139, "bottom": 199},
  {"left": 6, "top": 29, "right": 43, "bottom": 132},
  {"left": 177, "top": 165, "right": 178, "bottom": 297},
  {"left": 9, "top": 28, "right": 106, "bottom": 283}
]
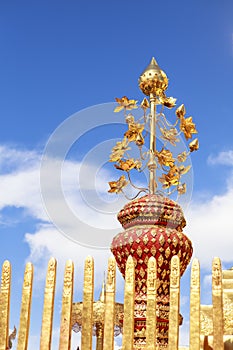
[
  {"left": 108, "top": 57, "right": 199, "bottom": 198},
  {"left": 150, "top": 56, "right": 158, "bottom": 65},
  {"left": 139, "top": 57, "right": 168, "bottom": 96}
]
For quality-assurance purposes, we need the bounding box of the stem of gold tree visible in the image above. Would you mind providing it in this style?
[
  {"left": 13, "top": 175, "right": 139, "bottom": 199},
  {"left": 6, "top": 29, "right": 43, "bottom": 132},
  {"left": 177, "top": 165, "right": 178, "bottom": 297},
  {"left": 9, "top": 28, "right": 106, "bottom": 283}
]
[{"left": 149, "top": 93, "right": 157, "bottom": 194}]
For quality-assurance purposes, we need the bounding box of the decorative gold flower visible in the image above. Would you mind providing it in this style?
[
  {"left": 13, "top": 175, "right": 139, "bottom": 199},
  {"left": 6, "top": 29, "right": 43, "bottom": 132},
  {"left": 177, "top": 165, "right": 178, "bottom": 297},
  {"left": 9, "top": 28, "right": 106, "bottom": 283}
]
[
  {"left": 135, "top": 133, "right": 145, "bottom": 146},
  {"left": 159, "top": 164, "right": 190, "bottom": 191},
  {"left": 140, "top": 97, "right": 150, "bottom": 110},
  {"left": 108, "top": 175, "right": 128, "bottom": 193},
  {"left": 156, "top": 149, "right": 175, "bottom": 167},
  {"left": 176, "top": 104, "right": 186, "bottom": 119},
  {"left": 177, "top": 183, "right": 186, "bottom": 195},
  {"left": 125, "top": 122, "right": 144, "bottom": 142},
  {"left": 125, "top": 114, "right": 135, "bottom": 124},
  {"left": 189, "top": 138, "right": 199, "bottom": 152},
  {"left": 109, "top": 138, "right": 130, "bottom": 162},
  {"left": 180, "top": 116, "right": 198, "bottom": 140},
  {"left": 160, "top": 95, "right": 177, "bottom": 108},
  {"left": 158, "top": 167, "right": 180, "bottom": 189},
  {"left": 114, "top": 158, "right": 141, "bottom": 172},
  {"left": 114, "top": 96, "right": 138, "bottom": 112},
  {"left": 134, "top": 159, "right": 142, "bottom": 169},
  {"left": 177, "top": 151, "right": 187, "bottom": 163},
  {"left": 160, "top": 127, "right": 179, "bottom": 146}
]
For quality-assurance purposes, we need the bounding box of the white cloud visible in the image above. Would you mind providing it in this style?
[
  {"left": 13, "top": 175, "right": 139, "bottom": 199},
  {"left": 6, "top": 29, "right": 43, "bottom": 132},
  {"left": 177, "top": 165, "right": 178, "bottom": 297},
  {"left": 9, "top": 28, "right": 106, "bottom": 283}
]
[
  {"left": 0, "top": 145, "right": 39, "bottom": 172},
  {"left": 186, "top": 181, "right": 233, "bottom": 267},
  {"left": 25, "top": 226, "right": 116, "bottom": 287},
  {"left": 174, "top": 148, "right": 233, "bottom": 266},
  {"left": 0, "top": 144, "right": 126, "bottom": 244},
  {"left": 179, "top": 319, "right": 190, "bottom": 347},
  {"left": 208, "top": 149, "right": 233, "bottom": 166},
  {"left": 0, "top": 147, "right": 44, "bottom": 220}
]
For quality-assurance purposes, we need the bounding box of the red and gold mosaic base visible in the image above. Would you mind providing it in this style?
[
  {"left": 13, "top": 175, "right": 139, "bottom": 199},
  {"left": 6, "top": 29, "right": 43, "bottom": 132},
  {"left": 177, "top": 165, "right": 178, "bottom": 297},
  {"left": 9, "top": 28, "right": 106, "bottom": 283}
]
[{"left": 111, "top": 194, "right": 193, "bottom": 348}]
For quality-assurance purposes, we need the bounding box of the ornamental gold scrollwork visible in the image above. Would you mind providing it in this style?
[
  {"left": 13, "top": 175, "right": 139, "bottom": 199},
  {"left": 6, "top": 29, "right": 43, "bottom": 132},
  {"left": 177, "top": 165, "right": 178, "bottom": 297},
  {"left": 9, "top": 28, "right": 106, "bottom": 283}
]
[
  {"left": 191, "top": 257, "right": 200, "bottom": 290},
  {"left": 212, "top": 257, "right": 221, "bottom": 289},
  {"left": 84, "top": 256, "right": 94, "bottom": 286},
  {"left": 63, "top": 260, "right": 74, "bottom": 297},
  {"left": 125, "top": 256, "right": 135, "bottom": 286},
  {"left": 1, "top": 260, "right": 10, "bottom": 290},
  {"left": 107, "top": 257, "right": 116, "bottom": 293},
  {"left": 46, "top": 257, "right": 56, "bottom": 288},
  {"left": 170, "top": 256, "right": 180, "bottom": 289},
  {"left": 23, "top": 263, "right": 33, "bottom": 289}
]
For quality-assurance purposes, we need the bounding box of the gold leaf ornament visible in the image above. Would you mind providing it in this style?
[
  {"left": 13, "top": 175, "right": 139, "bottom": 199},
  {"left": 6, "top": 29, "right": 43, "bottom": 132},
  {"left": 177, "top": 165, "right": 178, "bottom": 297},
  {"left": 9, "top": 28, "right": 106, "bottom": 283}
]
[
  {"left": 180, "top": 116, "right": 198, "bottom": 140},
  {"left": 189, "top": 138, "right": 199, "bottom": 152},
  {"left": 177, "top": 151, "right": 187, "bottom": 163},
  {"left": 177, "top": 183, "right": 186, "bottom": 195},
  {"left": 178, "top": 165, "right": 191, "bottom": 175},
  {"left": 109, "top": 138, "right": 130, "bottom": 162},
  {"left": 158, "top": 168, "right": 180, "bottom": 189},
  {"left": 140, "top": 97, "right": 150, "bottom": 110},
  {"left": 160, "top": 94, "right": 177, "bottom": 108},
  {"left": 156, "top": 149, "right": 175, "bottom": 167},
  {"left": 160, "top": 127, "right": 179, "bottom": 146},
  {"left": 176, "top": 104, "right": 186, "bottom": 119},
  {"left": 125, "top": 122, "right": 144, "bottom": 142},
  {"left": 108, "top": 175, "right": 129, "bottom": 193},
  {"left": 125, "top": 114, "right": 135, "bottom": 124},
  {"left": 135, "top": 133, "right": 145, "bottom": 146},
  {"left": 114, "top": 96, "right": 138, "bottom": 112},
  {"left": 114, "top": 158, "right": 140, "bottom": 171}
]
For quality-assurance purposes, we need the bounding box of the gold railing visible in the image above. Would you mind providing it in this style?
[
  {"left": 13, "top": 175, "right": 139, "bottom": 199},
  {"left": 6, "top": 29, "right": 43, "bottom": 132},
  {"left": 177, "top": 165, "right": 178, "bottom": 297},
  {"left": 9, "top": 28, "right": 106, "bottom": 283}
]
[{"left": 0, "top": 256, "right": 226, "bottom": 350}]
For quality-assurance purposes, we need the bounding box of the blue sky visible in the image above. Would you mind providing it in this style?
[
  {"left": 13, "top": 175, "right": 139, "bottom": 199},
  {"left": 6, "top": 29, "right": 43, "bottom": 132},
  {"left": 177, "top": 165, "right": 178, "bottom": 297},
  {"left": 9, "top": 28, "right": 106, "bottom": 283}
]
[{"left": 1, "top": 1, "right": 233, "bottom": 348}]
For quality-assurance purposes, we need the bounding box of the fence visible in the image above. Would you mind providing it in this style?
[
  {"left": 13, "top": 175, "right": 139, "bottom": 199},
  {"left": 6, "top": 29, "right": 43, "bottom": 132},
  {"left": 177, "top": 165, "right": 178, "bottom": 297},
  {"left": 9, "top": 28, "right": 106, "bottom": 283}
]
[{"left": 0, "top": 256, "right": 227, "bottom": 350}]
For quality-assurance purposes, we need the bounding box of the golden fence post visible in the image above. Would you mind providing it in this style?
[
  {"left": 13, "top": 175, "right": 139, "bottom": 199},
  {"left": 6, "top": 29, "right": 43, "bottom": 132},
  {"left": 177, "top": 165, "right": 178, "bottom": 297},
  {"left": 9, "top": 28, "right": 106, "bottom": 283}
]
[
  {"left": 189, "top": 258, "right": 200, "bottom": 350},
  {"left": 103, "top": 256, "right": 116, "bottom": 350},
  {"left": 168, "top": 255, "right": 180, "bottom": 350},
  {"left": 17, "top": 262, "right": 34, "bottom": 350},
  {"left": 122, "top": 255, "right": 135, "bottom": 350},
  {"left": 212, "top": 257, "right": 224, "bottom": 350},
  {"left": 40, "top": 258, "right": 57, "bottom": 350},
  {"left": 0, "top": 260, "right": 11, "bottom": 350},
  {"left": 81, "top": 256, "right": 94, "bottom": 350},
  {"left": 146, "top": 257, "right": 157, "bottom": 350},
  {"left": 59, "top": 260, "right": 74, "bottom": 350}
]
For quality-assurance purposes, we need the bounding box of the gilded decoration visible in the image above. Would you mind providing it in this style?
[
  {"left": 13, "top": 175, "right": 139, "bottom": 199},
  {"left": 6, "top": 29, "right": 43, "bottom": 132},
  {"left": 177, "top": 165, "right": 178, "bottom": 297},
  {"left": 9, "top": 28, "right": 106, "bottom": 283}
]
[{"left": 109, "top": 57, "right": 197, "bottom": 348}]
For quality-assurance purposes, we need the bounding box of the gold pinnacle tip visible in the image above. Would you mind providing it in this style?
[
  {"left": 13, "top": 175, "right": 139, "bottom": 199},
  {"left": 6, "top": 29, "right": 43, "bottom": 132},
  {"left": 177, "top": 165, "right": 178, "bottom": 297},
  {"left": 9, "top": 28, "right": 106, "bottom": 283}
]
[
  {"left": 138, "top": 57, "right": 168, "bottom": 96},
  {"left": 150, "top": 57, "right": 159, "bottom": 66}
]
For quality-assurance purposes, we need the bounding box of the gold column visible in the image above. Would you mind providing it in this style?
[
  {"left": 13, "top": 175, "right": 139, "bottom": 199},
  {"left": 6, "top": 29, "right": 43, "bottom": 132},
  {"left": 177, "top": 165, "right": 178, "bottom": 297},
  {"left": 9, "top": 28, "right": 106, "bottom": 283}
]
[
  {"left": 40, "top": 257, "right": 57, "bottom": 350},
  {"left": 168, "top": 255, "right": 180, "bottom": 350},
  {"left": 189, "top": 258, "right": 200, "bottom": 350},
  {"left": 146, "top": 257, "right": 157, "bottom": 350},
  {"left": 96, "top": 323, "right": 104, "bottom": 350},
  {"left": 122, "top": 256, "right": 135, "bottom": 350},
  {"left": 212, "top": 257, "right": 224, "bottom": 350},
  {"left": 81, "top": 256, "right": 94, "bottom": 350},
  {"left": 0, "top": 260, "right": 11, "bottom": 350},
  {"left": 59, "top": 260, "right": 74, "bottom": 350},
  {"left": 103, "top": 257, "right": 116, "bottom": 350},
  {"left": 148, "top": 93, "right": 157, "bottom": 194},
  {"left": 17, "top": 262, "right": 34, "bottom": 350}
]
